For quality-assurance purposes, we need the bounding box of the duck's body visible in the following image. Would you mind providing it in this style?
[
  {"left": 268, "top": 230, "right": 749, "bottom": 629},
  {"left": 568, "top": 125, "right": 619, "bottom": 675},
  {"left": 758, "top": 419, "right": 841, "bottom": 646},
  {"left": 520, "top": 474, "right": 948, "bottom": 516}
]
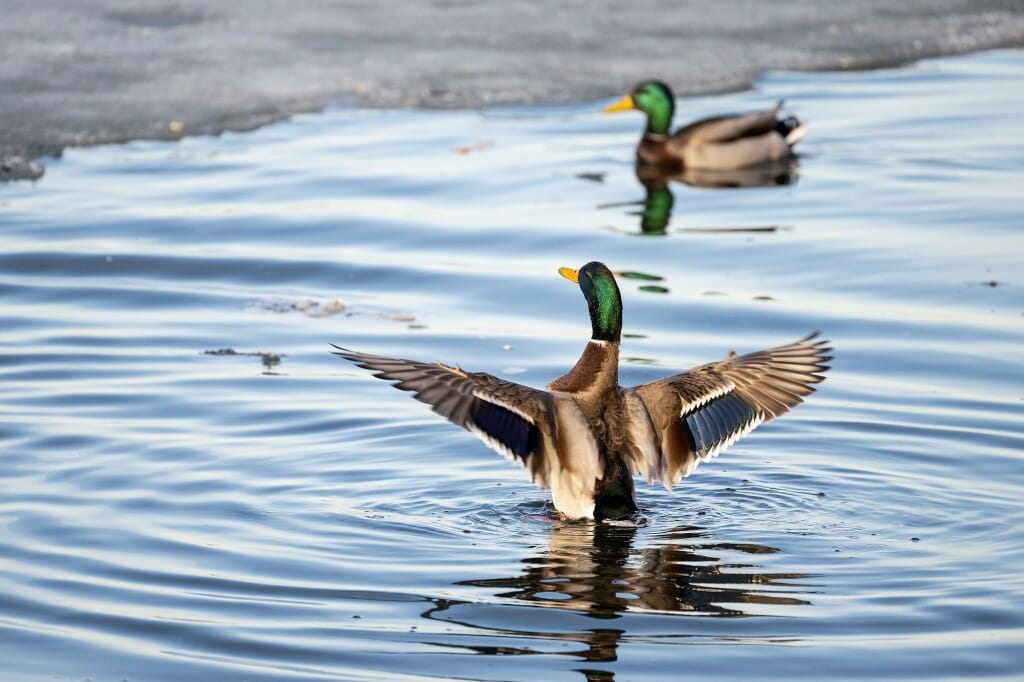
[
  {"left": 604, "top": 81, "right": 806, "bottom": 171},
  {"left": 335, "top": 262, "right": 830, "bottom": 520}
]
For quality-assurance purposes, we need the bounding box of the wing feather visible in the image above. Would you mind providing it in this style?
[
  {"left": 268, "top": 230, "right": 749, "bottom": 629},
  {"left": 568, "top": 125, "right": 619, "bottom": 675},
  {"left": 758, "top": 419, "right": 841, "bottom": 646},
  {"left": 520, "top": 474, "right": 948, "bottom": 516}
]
[
  {"left": 671, "top": 105, "right": 782, "bottom": 145},
  {"left": 333, "top": 345, "right": 557, "bottom": 487},
  {"left": 627, "top": 333, "right": 830, "bottom": 487}
]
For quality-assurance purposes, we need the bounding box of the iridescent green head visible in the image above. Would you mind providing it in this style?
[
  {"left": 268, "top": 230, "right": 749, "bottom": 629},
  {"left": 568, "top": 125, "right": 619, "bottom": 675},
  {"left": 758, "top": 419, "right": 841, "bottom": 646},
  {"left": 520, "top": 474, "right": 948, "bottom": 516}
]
[
  {"left": 558, "top": 262, "right": 623, "bottom": 342},
  {"left": 603, "top": 80, "right": 676, "bottom": 136}
]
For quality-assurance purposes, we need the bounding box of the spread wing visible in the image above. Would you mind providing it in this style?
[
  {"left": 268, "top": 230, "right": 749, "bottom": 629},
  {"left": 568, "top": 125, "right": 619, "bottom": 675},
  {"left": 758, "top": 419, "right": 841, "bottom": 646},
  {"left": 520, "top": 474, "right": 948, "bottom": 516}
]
[
  {"left": 627, "top": 333, "right": 831, "bottom": 488},
  {"left": 332, "top": 346, "right": 558, "bottom": 488},
  {"left": 670, "top": 102, "right": 782, "bottom": 146}
]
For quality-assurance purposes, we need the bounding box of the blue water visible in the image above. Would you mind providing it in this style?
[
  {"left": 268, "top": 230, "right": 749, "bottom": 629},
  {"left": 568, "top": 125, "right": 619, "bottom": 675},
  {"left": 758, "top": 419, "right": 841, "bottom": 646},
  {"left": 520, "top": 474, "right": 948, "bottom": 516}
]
[{"left": 1, "top": 50, "right": 1023, "bottom": 681}]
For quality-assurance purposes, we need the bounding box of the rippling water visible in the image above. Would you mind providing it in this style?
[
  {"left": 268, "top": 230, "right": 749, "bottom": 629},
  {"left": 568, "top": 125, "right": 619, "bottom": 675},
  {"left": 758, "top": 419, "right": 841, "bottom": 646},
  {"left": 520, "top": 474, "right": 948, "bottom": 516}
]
[{"left": 2, "top": 50, "right": 1022, "bottom": 681}]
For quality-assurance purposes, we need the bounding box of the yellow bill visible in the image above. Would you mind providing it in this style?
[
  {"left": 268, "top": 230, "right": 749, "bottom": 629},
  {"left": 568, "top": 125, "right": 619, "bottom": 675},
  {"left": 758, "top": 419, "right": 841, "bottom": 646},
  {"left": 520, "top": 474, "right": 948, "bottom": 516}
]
[
  {"left": 558, "top": 266, "right": 579, "bottom": 283},
  {"left": 602, "top": 94, "right": 635, "bottom": 113}
]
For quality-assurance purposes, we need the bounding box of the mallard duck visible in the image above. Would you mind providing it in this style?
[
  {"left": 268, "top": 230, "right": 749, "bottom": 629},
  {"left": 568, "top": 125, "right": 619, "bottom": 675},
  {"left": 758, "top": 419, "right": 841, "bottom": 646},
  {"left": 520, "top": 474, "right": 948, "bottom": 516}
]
[
  {"left": 603, "top": 80, "right": 806, "bottom": 171},
  {"left": 334, "top": 262, "right": 830, "bottom": 520}
]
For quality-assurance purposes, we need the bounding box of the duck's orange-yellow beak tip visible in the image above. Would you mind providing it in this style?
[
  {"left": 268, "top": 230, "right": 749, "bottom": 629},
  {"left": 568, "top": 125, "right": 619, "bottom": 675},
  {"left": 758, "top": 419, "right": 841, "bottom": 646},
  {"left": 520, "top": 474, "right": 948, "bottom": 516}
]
[
  {"left": 558, "top": 267, "right": 579, "bottom": 283},
  {"left": 602, "top": 94, "right": 635, "bottom": 113}
]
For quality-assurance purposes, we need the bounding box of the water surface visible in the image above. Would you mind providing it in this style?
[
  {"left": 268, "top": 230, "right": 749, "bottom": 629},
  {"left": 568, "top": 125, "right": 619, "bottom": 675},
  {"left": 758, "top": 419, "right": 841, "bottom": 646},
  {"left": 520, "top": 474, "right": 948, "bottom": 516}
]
[{"left": 1, "top": 51, "right": 1022, "bottom": 681}]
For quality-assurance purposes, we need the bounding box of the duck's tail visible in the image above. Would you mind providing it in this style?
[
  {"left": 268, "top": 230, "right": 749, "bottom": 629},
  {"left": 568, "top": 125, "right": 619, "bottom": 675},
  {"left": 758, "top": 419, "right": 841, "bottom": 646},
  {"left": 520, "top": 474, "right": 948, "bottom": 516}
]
[
  {"left": 776, "top": 113, "right": 807, "bottom": 147},
  {"left": 785, "top": 123, "right": 808, "bottom": 147}
]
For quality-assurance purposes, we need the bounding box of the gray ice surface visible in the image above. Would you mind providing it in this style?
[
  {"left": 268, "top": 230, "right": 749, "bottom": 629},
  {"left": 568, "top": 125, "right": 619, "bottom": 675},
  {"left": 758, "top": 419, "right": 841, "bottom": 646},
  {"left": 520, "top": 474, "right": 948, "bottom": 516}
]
[{"left": 3, "top": 0, "right": 1023, "bottom": 179}]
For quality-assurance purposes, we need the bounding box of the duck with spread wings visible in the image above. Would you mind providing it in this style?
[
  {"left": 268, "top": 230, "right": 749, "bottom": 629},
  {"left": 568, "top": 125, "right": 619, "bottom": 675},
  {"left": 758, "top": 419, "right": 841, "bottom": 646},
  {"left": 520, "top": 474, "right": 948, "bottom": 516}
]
[{"left": 334, "top": 262, "right": 830, "bottom": 520}]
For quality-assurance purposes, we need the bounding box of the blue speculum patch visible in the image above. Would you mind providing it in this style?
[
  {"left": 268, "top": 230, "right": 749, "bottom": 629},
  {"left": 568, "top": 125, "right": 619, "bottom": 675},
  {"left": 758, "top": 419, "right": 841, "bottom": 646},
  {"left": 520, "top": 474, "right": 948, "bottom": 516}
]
[
  {"left": 684, "top": 393, "right": 757, "bottom": 457},
  {"left": 473, "top": 400, "right": 534, "bottom": 460}
]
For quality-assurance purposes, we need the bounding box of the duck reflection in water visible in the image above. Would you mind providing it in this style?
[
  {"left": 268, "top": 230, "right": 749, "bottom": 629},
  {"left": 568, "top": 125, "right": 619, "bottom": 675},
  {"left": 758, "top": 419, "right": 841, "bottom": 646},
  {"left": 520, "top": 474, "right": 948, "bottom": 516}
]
[
  {"left": 422, "top": 521, "right": 810, "bottom": 680},
  {"left": 464, "top": 521, "right": 808, "bottom": 616},
  {"left": 600, "top": 162, "right": 800, "bottom": 236}
]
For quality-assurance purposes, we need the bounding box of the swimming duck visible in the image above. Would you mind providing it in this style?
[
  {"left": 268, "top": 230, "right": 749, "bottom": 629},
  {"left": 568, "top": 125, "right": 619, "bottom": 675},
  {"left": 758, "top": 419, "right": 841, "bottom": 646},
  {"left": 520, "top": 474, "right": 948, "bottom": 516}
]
[
  {"left": 603, "top": 80, "right": 806, "bottom": 171},
  {"left": 333, "top": 262, "right": 830, "bottom": 520}
]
